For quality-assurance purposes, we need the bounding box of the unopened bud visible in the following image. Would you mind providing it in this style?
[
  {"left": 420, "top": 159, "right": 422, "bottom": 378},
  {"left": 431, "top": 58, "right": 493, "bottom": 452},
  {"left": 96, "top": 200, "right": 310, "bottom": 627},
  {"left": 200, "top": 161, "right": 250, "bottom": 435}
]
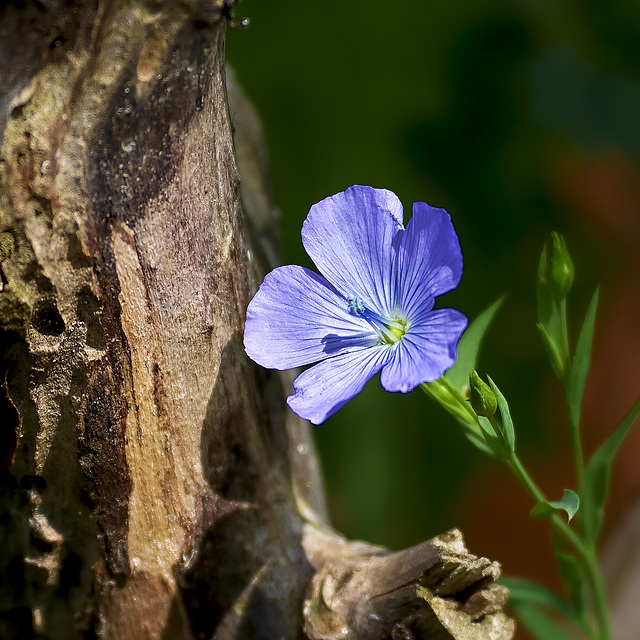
[
  {"left": 546, "top": 232, "right": 574, "bottom": 302},
  {"left": 469, "top": 370, "right": 497, "bottom": 417}
]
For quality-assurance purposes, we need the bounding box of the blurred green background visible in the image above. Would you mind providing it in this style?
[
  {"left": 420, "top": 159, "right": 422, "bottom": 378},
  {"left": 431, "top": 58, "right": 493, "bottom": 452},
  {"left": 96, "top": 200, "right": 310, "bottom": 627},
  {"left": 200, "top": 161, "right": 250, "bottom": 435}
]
[{"left": 227, "top": 0, "right": 640, "bottom": 594}]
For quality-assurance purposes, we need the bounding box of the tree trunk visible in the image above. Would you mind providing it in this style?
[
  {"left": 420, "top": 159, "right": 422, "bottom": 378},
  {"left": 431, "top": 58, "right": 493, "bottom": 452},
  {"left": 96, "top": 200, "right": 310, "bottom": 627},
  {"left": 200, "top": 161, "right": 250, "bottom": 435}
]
[{"left": 0, "top": 2, "right": 513, "bottom": 639}]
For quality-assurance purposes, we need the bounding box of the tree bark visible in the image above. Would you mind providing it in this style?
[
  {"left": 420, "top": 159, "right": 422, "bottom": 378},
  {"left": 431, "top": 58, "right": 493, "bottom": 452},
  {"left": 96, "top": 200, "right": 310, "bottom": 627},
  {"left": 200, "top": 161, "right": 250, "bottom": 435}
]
[{"left": 0, "top": 2, "right": 514, "bottom": 639}]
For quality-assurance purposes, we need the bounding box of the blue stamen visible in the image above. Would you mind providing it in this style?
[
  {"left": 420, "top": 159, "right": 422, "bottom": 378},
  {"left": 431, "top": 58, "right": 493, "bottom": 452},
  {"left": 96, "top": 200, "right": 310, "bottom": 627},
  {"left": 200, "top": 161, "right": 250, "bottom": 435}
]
[{"left": 347, "top": 296, "right": 366, "bottom": 316}]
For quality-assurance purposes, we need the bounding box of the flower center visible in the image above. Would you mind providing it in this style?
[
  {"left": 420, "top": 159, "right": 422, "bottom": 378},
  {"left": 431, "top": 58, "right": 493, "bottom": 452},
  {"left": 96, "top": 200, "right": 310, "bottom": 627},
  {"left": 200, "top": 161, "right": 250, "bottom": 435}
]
[
  {"left": 382, "top": 317, "right": 409, "bottom": 345},
  {"left": 347, "top": 296, "right": 409, "bottom": 346}
]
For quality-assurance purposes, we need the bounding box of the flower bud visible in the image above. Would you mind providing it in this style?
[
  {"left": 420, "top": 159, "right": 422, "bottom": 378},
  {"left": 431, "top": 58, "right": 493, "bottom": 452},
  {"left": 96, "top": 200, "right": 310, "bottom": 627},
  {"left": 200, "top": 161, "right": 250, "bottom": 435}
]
[
  {"left": 546, "top": 232, "right": 574, "bottom": 302},
  {"left": 469, "top": 370, "right": 497, "bottom": 417}
]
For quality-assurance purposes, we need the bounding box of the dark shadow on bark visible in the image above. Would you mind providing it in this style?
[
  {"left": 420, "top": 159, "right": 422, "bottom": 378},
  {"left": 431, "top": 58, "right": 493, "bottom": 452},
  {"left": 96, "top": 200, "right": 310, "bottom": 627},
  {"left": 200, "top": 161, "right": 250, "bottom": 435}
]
[{"left": 164, "top": 333, "right": 313, "bottom": 640}]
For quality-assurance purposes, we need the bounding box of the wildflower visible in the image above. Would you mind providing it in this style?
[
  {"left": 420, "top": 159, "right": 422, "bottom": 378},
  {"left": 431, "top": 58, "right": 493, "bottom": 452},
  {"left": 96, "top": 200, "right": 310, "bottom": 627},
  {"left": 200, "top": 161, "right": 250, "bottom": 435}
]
[{"left": 243, "top": 185, "right": 467, "bottom": 424}]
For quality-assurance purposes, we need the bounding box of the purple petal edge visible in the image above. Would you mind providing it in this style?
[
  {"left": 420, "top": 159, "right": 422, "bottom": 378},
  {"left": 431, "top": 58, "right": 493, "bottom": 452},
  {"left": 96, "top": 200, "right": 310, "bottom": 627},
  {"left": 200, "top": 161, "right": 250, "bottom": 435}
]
[
  {"left": 287, "top": 346, "right": 391, "bottom": 424},
  {"left": 301, "top": 186, "right": 404, "bottom": 317},
  {"left": 243, "top": 265, "right": 375, "bottom": 370},
  {"left": 380, "top": 308, "right": 468, "bottom": 393},
  {"left": 396, "top": 203, "right": 463, "bottom": 319}
]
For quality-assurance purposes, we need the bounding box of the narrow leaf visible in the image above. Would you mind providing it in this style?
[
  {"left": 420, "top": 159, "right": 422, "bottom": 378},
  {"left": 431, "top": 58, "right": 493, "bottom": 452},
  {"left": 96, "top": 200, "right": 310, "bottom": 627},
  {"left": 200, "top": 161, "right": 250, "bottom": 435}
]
[
  {"left": 583, "top": 395, "right": 640, "bottom": 542},
  {"left": 456, "top": 417, "right": 499, "bottom": 458},
  {"left": 510, "top": 602, "right": 578, "bottom": 640},
  {"left": 556, "top": 551, "right": 588, "bottom": 617},
  {"left": 446, "top": 297, "right": 504, "bottom": 392},
  {"left": 537, "top": 323, "right": 565, "bottom": 380},
  {"left": 550, "top": 532, "right": 589, "bottom": 619},
  {"left": 502, "top": 577, "right": 584, "bottom": 631},
  {"left": 486, "top": 376, "right": 515, "bottom": 452},
  {"left": 566, "top": 289, "right": 599, "bottom": 428},
  {"left": 530, "top": 489, "right": 580, "bottom": 522}
]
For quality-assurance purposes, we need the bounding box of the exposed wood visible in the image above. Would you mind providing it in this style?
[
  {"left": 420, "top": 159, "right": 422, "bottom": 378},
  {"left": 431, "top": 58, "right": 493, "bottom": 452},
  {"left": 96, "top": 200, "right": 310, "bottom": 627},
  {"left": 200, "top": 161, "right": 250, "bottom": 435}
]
[
  {"left": 0, "top": 2, "right": 513, "bottom": 638},
  {"left": 302, "top": 525, "right": 514, "bottom": 640}
]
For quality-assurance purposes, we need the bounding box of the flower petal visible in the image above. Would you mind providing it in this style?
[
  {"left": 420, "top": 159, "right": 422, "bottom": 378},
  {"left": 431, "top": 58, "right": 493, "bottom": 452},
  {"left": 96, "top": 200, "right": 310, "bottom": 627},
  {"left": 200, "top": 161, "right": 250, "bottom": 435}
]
[
  {"left": 302, "top": 185, "right": 404, "bottom": 316},
  {"left": 380, "top": 308, "right": 468, "bottom": 393},
  {"left": 287, "top": 346, "right": 391, "bottom": 424},
  {"left": 396, "top": 202, "right": 463, "bottom": 319},
  {"left": 244, "top": 265, "right": 376, "bottom": 370}
]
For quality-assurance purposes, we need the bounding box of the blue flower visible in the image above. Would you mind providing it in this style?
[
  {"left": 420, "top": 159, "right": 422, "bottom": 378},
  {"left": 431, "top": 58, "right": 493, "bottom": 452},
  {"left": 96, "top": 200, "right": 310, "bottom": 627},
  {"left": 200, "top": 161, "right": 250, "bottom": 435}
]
[{"left": 243, "top": 185, "right": 468, "bottom": 424}]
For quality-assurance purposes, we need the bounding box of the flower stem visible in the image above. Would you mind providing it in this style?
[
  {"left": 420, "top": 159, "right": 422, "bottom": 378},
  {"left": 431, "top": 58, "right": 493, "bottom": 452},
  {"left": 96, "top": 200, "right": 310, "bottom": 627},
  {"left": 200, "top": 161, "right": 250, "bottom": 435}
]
[
  {"left": 507, "top": 452, "right": 611, "bottom": 640},
  {"left": 423, "top": 375, "right": 611, "bottom": 639},
  {"left": 559, "top": 298, "right": 570, "bottom": 377},
  {"left": 568, "top": 403, "right": 589, "bottom": 531},
  {"left": 559, "top": 298, "right": 590, "bottom": 538},
  {"left": 506, "top": 451, "right": 545, "bottom": 502}
]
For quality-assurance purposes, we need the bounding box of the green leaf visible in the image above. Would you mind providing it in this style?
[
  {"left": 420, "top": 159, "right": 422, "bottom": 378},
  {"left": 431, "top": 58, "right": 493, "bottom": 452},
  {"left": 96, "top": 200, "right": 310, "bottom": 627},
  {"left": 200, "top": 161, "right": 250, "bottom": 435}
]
[
  {"left": 566, "top": 289, "right": 599, "bottom": 428},
  {"left": 551, "top": 533, "right": 589, "bottom": 619},
  {"left": 476, "top": 416, "right": 505, "bottom": 458},
  {"left": 456, "top": 417, "right": 500, "bottom": 458},
  {"left": 477, "top": 415, "right": 497, "bottom": 440},
  {"left": 486, "top": 376, "right": 515, "bottom": 452},
  {"left": 557, "top": 551, "right": 588, "bottom": 617},
  {"left": 537, "top": 322, "right": 565, "bottom": 380},
  {"left": 583, "top": 395, "right": 640, "bottom": 543},
  {"left": 446, "top": 297, "right": 504, "bottom": 392},
  {"left": 502, "top": 577, "right": 584, "bottom": 631},
  {"left": 530, "top": 489, "right": 580, "bottom": 522},
  {"left": 509, "top": 602, "right": 577, "bottom": 640}
]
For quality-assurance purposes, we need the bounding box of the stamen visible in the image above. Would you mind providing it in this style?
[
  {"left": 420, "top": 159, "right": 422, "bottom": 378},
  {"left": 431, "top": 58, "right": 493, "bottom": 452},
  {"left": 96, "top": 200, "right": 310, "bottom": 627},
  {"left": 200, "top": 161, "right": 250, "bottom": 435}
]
[
  {"left": 346, "top": 296, "right": 409, "bottom": 345},
  {"left": 368, "top": 311, "right": 409, "bottom": 345},
  {"left": 347, "top": 296, "right": 366, "bottom": 316}
]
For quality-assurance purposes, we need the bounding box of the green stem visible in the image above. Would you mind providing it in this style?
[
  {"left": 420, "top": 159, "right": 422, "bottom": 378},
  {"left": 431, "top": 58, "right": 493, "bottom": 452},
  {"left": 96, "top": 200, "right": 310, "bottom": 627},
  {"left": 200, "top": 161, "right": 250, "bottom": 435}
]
[
  {"left": 507, "top": 453, "right": 611, "bottom": 640},
  {"left": 423, "top": 376, "right": 611, "bottom": 639},
  {"left": 559, "top": 298, "right": 570, "bottom": 376},
  {"left": 559, "top": 298, "right": 591, "bottom": 538},
  {"left": 507, "top": 451, "right": 545, "bottom": 502},
  {"left": 568, "top": 403, "right": 588, "bottom": 527}
]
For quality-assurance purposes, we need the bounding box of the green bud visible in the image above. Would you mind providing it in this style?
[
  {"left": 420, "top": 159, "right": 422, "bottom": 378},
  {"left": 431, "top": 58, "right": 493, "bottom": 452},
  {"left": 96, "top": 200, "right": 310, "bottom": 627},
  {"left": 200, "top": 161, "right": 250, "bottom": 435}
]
[
  {"left": 546, "top": 232, "right": 574, "bottom": 302},
  {"left": 469, "top": 370, "right": 497, "bottom": 417},
  {"left": 423, "top": 379, "right": 474, "bottom": 427}
]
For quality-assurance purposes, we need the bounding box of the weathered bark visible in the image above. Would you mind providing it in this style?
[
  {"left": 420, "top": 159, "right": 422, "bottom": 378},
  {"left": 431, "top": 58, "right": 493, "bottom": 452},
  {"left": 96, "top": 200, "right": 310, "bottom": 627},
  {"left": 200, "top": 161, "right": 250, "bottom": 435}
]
[
  {"left": 302, "top": 526, "right": 512, "bottom": 640},
  {"left": 0, "top": 2, "right": 513, "bottom": 639}
]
